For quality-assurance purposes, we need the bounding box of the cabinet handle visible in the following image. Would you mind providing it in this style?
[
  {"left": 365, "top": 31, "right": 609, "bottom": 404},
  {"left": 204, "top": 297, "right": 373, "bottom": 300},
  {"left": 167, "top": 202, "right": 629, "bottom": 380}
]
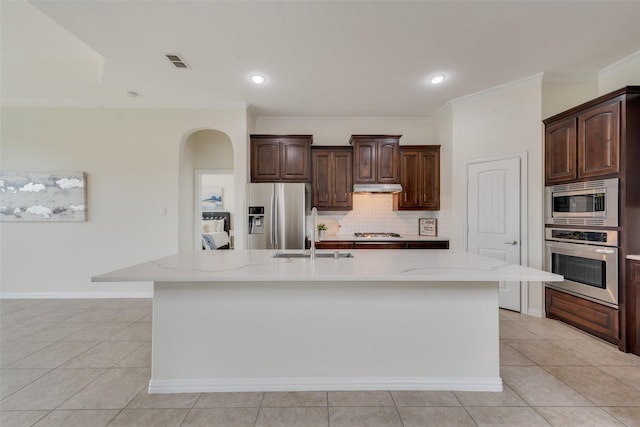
[{"left": 504, "top": 241, "right": 519, "bottom": 245}]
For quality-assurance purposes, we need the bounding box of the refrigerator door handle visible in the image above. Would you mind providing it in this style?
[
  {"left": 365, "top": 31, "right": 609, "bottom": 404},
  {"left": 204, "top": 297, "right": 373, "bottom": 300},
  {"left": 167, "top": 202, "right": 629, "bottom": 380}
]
[
  {"left": 270, "top": 191, "right": 276, "bottom": 247},
  {"left": 273, "top": 185, "right": 279, "bottom": 248}
]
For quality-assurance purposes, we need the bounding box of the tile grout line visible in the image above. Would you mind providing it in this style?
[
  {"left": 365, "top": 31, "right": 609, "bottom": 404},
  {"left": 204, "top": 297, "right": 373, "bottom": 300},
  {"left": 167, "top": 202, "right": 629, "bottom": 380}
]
[{"left": 2, "top": 300, "right": 640, "bottom": 426}]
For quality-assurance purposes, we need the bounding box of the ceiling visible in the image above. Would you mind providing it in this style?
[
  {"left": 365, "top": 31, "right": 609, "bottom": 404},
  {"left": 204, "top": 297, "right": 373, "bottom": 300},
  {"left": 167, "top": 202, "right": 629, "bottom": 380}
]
[{"left": 2, "top": 0, "right": 640, "bottom": 117}]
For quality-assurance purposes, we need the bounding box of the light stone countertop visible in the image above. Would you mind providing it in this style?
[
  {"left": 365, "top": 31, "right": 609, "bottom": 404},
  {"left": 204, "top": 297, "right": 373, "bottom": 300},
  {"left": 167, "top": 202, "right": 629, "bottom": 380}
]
[
  {"left": 92, "top": 249, "right": 562, "bottom": 284},
  {"left": 627, "top": 255, "right": 640, "bottom": 261}
]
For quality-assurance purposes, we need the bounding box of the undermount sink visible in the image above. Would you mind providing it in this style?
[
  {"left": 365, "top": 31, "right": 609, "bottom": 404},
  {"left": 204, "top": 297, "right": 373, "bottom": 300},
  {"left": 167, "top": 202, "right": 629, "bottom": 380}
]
[{"left": 273, "top": 252, "right": 354, "bottom": 259}]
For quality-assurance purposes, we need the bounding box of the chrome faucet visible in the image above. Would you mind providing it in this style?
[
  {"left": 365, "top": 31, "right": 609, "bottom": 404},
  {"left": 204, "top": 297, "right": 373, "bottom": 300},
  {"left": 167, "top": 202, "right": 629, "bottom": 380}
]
[{"left": 310, "top": 207, "right": 318, "bottom": 260}]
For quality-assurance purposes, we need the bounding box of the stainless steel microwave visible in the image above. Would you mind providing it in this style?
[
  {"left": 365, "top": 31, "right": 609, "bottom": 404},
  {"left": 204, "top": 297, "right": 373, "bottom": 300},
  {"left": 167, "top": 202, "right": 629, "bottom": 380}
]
[{"left": 545, "top": 178, "right": 618, "bottom": 227}]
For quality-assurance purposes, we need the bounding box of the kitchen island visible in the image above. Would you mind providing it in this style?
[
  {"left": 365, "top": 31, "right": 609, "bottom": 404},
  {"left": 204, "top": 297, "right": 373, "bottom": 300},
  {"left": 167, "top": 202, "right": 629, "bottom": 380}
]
[{"left": 93, "top": 250, "right": 561, "bottom": 394}]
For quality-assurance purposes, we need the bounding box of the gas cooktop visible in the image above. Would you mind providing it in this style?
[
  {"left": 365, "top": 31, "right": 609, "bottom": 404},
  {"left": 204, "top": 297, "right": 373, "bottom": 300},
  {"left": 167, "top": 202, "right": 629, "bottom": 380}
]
[{"left": 354, "top": 232, "right": 402, "bottom": 238}]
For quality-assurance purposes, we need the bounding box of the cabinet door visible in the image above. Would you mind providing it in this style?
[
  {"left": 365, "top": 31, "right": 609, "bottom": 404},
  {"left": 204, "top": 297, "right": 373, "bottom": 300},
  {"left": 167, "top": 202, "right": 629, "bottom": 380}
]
[
  {"left": 630, "top": 260, "right": 640, "bottom": 356},
  {"left": 280, "top": 138, "right": 311, "bottom": 181},
  {"left": 311, "top": 150, "right": 332, "bottom": 208},
  {"left": 578, "top": 100, "right": 620, "bottom": 179},
  {"left": 420, "top": 149, "right": 440, "bottom": 210},
  {"left": 405, "top": 241, "right": 449, "bottom": 249},
  {"left": 315, "top": 241, "right": 354, "bottom": 250},
  {"left": 376, "top": 139, "right": 399, "bottom": 183},
  {"left": 398, "top": 151, "right": 420, "bottom": 208},
  {"left": 251, "top": 139, "right": 281, "bottom": 182},
  {"left": 353, "top": 139, "right": 377, "bottom": 183},
  {"left": 353, "top": 242, "right": 406, "bottom": 249},
  {"left": 395, "top": 146, "right": 440, "bottom": 210},
  {"left": 332, "top": 150, "right": 353, "bottom": 209},
  {"left": 545, "top": 117, "right": 577, "bottom": 184}
]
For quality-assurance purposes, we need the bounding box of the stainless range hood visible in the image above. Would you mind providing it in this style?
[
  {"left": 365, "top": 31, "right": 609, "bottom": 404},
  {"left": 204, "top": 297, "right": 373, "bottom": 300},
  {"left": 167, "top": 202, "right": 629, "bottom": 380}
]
[{"left": 352, "top": 183, "right": 403, "bottom": 193}]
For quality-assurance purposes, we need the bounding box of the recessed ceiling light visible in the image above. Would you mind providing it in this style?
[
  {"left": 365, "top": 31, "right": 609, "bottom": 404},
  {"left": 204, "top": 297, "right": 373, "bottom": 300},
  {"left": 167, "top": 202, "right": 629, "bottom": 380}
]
[
  {"left": 429, "top": 73, "right": 447, "bottom": 85},
  {"left": 249, "top": 74, "right": 266, "bottom": 84}
]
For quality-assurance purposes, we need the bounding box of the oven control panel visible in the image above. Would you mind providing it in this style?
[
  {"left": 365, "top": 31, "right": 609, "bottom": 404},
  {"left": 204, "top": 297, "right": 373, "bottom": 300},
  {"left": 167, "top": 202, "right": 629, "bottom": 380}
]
[{"left": 545, "top": 228, "right": 618, "bottom": 247}]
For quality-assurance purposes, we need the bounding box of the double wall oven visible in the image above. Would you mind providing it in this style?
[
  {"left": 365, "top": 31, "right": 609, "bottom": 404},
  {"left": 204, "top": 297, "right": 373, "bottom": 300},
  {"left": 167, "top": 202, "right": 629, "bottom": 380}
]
[{"left": 544, "top": 178, "right": 620, "bottom": 308}]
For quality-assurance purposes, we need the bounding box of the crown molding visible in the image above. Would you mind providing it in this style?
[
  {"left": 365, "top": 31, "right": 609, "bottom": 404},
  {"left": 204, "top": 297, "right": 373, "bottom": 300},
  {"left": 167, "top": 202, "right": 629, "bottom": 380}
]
[
  {"left": 449, "top": 73, "right": 544, "bottom": 107},
  {"left": 256, "top": 116, "right": 431, "bottom": 122},
  {"left": 541, "top": 72, "right": 597, "bottom": 82},
  {"left": 599, "top": 49, "right": 640, "bottom": 79},
  {"left": 0, "top": 99, "right": 248, "bottom": 110}
]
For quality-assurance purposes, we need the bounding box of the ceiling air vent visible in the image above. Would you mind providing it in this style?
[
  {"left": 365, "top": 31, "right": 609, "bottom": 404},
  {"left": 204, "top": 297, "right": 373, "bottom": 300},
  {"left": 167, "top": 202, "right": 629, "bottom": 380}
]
[{"left": 165, "top": 53, "right": 190, "bottom": 69}]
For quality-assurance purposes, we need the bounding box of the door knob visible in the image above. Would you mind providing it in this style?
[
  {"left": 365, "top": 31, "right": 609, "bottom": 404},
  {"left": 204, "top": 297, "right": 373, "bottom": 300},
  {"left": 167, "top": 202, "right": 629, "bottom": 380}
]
[{"left": 504, "top": 240, "right": 519, "bottom": 245}]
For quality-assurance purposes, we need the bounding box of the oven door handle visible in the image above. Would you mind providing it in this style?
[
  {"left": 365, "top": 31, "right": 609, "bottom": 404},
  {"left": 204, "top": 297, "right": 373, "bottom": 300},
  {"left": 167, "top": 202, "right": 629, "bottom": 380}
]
[{"left": 594, "top": 248, "right": 616, "bottom": 254}]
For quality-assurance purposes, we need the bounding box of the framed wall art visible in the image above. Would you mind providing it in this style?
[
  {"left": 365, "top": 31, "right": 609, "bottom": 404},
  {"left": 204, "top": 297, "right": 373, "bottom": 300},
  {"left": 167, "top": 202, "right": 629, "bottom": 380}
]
[
  {"left": 201, "top": 186, "right": 223, "bottom": 211},
  {"left": 0, "top": 171, "right": 87, "bottom": 221},
  {"left": 419, "top": 218, "right": 437, "bottom": 237}
]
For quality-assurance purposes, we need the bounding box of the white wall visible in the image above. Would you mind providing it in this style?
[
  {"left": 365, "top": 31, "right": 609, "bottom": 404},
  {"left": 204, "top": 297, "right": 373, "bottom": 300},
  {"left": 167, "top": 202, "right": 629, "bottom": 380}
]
[
  {"left": 598, "top": 50, "right": 640, "bottom": 95},
  {"left": 0, "top": 107, "right": 247, "bottom": 296},
  {"left": 432, "top": 104, "right": 453, "bottom": 238},
  {"left": 255, "top": 117, "right": 432, "bottom": 146},
  {"left": 447, "top": 75, "right": 545, "bottom": 315},
  {"left": 541, "top": 80, "right": 598, "bottom": 120},
  {"left": 180, "top": 129, "right": 235, "bottom": 251}
]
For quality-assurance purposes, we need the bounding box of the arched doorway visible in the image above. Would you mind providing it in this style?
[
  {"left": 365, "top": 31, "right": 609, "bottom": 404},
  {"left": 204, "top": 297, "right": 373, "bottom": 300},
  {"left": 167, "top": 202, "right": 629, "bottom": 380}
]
[{"left": 178, "top": 129, "right": 234, "bottom": 251}]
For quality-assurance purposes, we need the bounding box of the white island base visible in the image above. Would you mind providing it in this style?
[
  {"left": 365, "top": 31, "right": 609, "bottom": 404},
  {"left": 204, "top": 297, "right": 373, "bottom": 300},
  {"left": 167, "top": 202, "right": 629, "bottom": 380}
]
[
  {"left": 150, "top": 280, "right": 501, "bottom": 393},
  {"left": 93, "top": 250, "right": 562, "bottom": 394}
]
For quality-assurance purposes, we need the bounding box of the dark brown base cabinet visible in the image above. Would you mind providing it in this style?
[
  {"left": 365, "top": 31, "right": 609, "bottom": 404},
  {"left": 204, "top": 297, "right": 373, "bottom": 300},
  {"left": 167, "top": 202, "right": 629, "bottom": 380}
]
[
  {"left": 546, "top": 287, "right": 619, "bottom": 345},
  {"left": 311, "top": 147, "right": 352, "bottom": 211},
  {"left": 315, "top": 240, "right": 449, "bottom": 250},
  {"left": 250, "top": 135, "right": 312, "bottom": 182},
  {"left": 393, "top": 145, "right": 440, "bottom": 210}
]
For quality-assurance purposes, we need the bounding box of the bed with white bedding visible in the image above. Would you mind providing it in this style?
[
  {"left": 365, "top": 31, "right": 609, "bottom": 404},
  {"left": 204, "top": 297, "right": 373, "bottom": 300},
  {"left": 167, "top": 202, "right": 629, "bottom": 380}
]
[{"left": 201, "top": 212, "right": 230, "bottom": 250}]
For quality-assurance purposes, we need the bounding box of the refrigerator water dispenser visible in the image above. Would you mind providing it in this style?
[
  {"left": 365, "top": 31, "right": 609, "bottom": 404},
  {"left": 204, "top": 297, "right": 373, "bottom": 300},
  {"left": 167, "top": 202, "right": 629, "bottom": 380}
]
[{"left": 248, "top": 206, "right": 265, "bottom": 234}]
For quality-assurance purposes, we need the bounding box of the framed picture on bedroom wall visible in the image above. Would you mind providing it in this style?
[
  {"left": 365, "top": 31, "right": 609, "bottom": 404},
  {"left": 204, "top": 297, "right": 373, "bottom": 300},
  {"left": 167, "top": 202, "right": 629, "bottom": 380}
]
[{"left": 201, "top": 186, "right": 223, "bottom": 211}]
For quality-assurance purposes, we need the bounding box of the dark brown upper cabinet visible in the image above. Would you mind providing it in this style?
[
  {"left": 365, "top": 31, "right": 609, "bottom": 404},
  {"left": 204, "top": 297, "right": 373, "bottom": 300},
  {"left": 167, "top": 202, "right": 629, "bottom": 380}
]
[
  {"left": 311, "top": 147, "right": 353, "bottom": 210},
  {"left": 544, "top": 95, "right": 622, "bottom": 185},
  {"left": 250, "top": 135, "right": 312, "bottom": 182},
  {"left": 349, "top": 135, "right": 400, "bottom": 184},
  {"left": 393, "top": 145, "right": 440, "bottom": 210},
  {"left": 578, "top": 100, "right": 620, "bottom": 179},
  {"left": 545, "top": 117, "right": 577, "bottom": 184}
]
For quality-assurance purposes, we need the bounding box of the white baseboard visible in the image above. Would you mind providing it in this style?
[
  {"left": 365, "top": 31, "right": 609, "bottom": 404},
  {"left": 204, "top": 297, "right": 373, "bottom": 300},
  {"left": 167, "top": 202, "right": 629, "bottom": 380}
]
[
  {"left": 0, "top": 292, "right": 153, "bottom": 299},
  {"left": 148, "top": 376, "right": 503, "bottom": 394},
  {"left": 527, "top": 308, "right": 544, "bottom": 318}
]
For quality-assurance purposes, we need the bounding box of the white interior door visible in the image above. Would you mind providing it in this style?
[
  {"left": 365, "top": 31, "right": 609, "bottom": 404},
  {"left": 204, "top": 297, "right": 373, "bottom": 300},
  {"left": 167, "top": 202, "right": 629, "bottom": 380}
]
[{"left": 467, "top": 157, "right": 522, "bottom": 311}]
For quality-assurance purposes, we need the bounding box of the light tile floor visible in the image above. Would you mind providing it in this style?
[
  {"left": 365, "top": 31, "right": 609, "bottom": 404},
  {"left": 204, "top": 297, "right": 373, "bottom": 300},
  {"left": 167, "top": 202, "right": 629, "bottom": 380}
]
[{"left": 1, "top": 299, "right": 639, "bottom": 426}]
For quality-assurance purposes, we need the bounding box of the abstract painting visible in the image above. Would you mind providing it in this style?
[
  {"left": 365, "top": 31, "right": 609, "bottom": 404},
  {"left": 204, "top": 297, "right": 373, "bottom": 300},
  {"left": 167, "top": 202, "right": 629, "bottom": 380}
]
[
  {"left": 201, "top": 186, "right": 223, "bottom": 211},
  {"left": 0, "top": 171, "right": 87, "bottom": 221}
]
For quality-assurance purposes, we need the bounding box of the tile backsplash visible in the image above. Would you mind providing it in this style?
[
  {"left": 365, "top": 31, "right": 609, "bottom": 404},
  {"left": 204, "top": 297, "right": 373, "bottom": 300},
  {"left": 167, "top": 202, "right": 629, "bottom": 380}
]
[{"left": 315, "top": 194, "right": 450, "bottom": 237}]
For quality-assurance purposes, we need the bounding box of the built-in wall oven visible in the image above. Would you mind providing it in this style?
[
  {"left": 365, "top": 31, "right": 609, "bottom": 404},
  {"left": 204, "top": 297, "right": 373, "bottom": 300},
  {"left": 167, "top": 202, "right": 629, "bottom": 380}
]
[
  {"left": 545, "top": 228, "right": 619, "bottom": 308},
  {"left": 545, "top": 178, "right": 618, "bottom": 227}
]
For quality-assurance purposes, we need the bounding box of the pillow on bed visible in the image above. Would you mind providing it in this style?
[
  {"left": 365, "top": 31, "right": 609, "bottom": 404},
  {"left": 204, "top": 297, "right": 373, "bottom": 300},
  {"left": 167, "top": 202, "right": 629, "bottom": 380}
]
[{"left": 203, "top": 219, "right": 225, "bottom": 233}]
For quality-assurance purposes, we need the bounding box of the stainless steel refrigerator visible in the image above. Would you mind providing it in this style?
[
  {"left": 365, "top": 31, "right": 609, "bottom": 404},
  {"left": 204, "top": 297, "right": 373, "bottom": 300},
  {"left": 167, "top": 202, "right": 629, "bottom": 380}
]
[{"left": 247, "top": 183, "right": 309, "bottom": 250}]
